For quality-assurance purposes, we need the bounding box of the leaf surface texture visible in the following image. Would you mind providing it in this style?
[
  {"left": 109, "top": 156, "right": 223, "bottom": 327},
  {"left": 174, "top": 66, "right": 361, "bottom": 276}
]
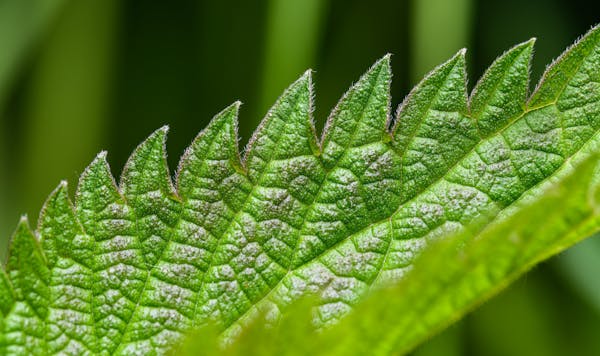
[{"left": 1, "top": 25, "right": 600, "bottom": 355}]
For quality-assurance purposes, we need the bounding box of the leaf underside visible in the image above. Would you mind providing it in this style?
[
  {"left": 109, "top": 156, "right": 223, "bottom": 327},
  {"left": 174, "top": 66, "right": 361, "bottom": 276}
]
[{"left": 1, "top": 25, "right": 600, "bottom": 355}]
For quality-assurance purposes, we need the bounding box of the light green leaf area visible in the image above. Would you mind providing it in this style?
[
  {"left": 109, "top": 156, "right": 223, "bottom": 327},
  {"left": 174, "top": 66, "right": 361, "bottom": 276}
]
[
  {"left": 2, "top": 25, "right": 600, "bottom": 355},
  {"left": 323, "top": 153, "right": 600, "bottom": 356},
  {"left": 178, "top": 149, "right": 600, "bottom": 356}
]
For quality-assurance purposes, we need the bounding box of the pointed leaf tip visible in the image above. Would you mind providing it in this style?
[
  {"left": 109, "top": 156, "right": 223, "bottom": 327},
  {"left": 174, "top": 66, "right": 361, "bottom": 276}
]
[
  {"left": 470, "top": 38, "right": 534, "bottom": 137},
  {"left": 437, "top": 48, "right": 466, "bottom": 71},
  {"left": 177, "top": 101, "right": 243, "bottom": 193},
  {"left": 40, "top": 182, "right": 71, "bottom": 222},
  {"left": 120, "top": 125, "right": 171, "bottom": 190},
  {"left": 200, "top": 101, "right": 241, "bottom": 131},
  {"left": 374, "top": 53, "right": 391, "bottom": 67},
  {"left": 138, "top": 125, "right": 169, "bottom": 143},
  {"left": 222, "top": 100, "right": 242, "bottom": 117},
  {"left": 39, "top": 181, "right": 73, "bottom": 228},
  {"left": 9, "top": 216, "right": 32, "bottom": 247},
  {"left": 290, "top": 69, "right": 313, "bottom": 93},
  {"left": 408, "top": 48, "right": 467, "bottom": 92},
  {"left": 394, "top": 47, "right": 469, "bottom": 138},
  {"left": 76, "top": 149, "right": 120, "bottom": 210},
  {"left": 370, "top": 54, "right": 392, "bottom": 77},
  {"left": 140, "top": 125, "right": 169, "bottom": 145},
  {"left": 321, "top": 54, "right": 392, "bottom": 166},
  {"left": 455, "top": 48, "right": 467, "bottom": 62},
  {"left": 55, "top": 180, "right": 69, "bottom": 195},
  {"left": 119, "top": 124, "right": 180, "bottom": 269},
  {"left": 529, "top": 23, "right": 600, "bottom": 107},
  {"left": 80, "top": 151, "right": 110, "bottom": 178},
  {"left": 17, "top": 214, "right": 30, "bottom": 226},
  {"left": 365, "top": 54, "right": 392, "bottom": 73},
  {"left": 78, "top": 150, "right": 113, "bottom": 190},
  {"left": 273, "top": 70, "right": 313, "bottom": 108},
  {"left": 507, "top": 38, "right": 536, "bottom": 54},
  {"left": 6, "top": 209, "right": 50, "bottom": 322},
  {"left": 7, "top": 215, "right": 39, "bottom": 267},
  {"left": 448, "top": 48, "right": 467, "bottom": 66},
  {"left": 41, "top": 181, "right": 70, "bottom": 211},
  {"left": 244, "top": 68, "right": 316, "bottom": 181}
]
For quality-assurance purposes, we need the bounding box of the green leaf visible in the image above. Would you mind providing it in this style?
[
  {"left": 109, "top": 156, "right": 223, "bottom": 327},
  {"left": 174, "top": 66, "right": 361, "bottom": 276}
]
[
  {"left": 39, "top": 182, "right": 96, "bottom": 353},
  {"left": 0, "top": 268, "right": 14, "bottom": 317},
  {"left": 186, "top": 151, "right": 600, "bottom": 356},
  {"left": 76, "top": 151, "right": 147, "bottom": 354},
  {"left": 4, "top": 217, "right": 49, "bottom": 355},
  {"left": 470, "top": 39, "right": 533, "bottom": 136},
  {"left": 0, "top": 266, "right": 14, "bottom": 354},
  {"left": 323, "top": 151, "right": 600, "bottom": 355},
  {"left": 2, "top": 25, "right": 600, "bottom": 355}
]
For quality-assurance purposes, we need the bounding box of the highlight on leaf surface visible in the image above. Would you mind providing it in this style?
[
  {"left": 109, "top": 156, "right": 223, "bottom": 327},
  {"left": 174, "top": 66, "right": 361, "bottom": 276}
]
[
  {"left": 176, "top": 152, "right": 600, "bottom": 356},
  {"left": 1, "top": 24, "right": 600, "bottom": 355}
]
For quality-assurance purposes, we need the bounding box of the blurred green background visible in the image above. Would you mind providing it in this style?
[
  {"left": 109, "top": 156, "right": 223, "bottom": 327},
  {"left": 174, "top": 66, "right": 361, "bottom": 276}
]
[{"left": 0, "top": 0, "right": 599, "bottom": 354}]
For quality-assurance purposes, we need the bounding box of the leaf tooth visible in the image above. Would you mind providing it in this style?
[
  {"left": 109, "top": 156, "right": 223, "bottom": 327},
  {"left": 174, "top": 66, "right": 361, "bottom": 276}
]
[
  {"left": 5, "top": 216, "right": 49, "bottom": 319},
  {"left": 321, "top": 54, "right": 392, "bottom": 168},
  {"left": 39, "top": 181, "right": 92, "bottom": 268},
  {"left": 75, "top": 150, "right": 120, "bottom": 210},
  {"left": 83, "top": 150, "right": 110, "bottom": 176},
  {"left": 529, "top": 23, "right": 600, "bottom": 107},
  {"left": 120, "top": 126, "right": 176, "bottom": 197},
  {"left": 244, "top": 70, "right": 317, "bottom": 182},
  {"left": 392, "top": 49, "right": 479, "bottom": 202},
  {"left": 470, "top": 38, "right": 535, "bottom": 137},
  {"left": 190, "top": 72, "right": 324, "bottom": 326},
  {"left": 119, "top": 126, "right": 182, "bottom": 269},
  {"left": 75, "top": 151, "right": 148, "bottom": 353},
  {"left": 176, "top": 101, "right": 243, "bottom": 199},
  {"left": 175, "top": 101, "right": 254, "bottom": 328},
  {"left": 392, "top": 48, "right": 468, "bottom": 149},
  {"left": 112, "top": 128, "right": 187, "bottom": 351},
  {"left": 37, "top": 181, "right": 97, "bottom": 353},
  {"left": 6, "top": 215, "right": 44, "bottom": 269}
]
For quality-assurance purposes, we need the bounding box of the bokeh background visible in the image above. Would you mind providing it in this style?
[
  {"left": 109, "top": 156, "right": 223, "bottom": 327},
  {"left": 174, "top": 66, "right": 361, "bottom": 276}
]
[{"left": 1, "top": 0, "right": 599, "bottom": 354}]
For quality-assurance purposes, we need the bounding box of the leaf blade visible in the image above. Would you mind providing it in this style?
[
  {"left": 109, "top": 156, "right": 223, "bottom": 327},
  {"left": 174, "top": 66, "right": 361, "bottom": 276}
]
[
  {"left": 76, "top": 152, "right": 148, "bottom": 354},
  {"left": 470, "top": 39, "right": 534, "bottom": 136},
  {"left": 39, "top": 182, "right": 96, "bottom": 353},
  {"left": 3, "top": 25, "right": 600, "bottom": 356},
  {"left": 4, "top": 218, "right": 49, "bottom": 354}
]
